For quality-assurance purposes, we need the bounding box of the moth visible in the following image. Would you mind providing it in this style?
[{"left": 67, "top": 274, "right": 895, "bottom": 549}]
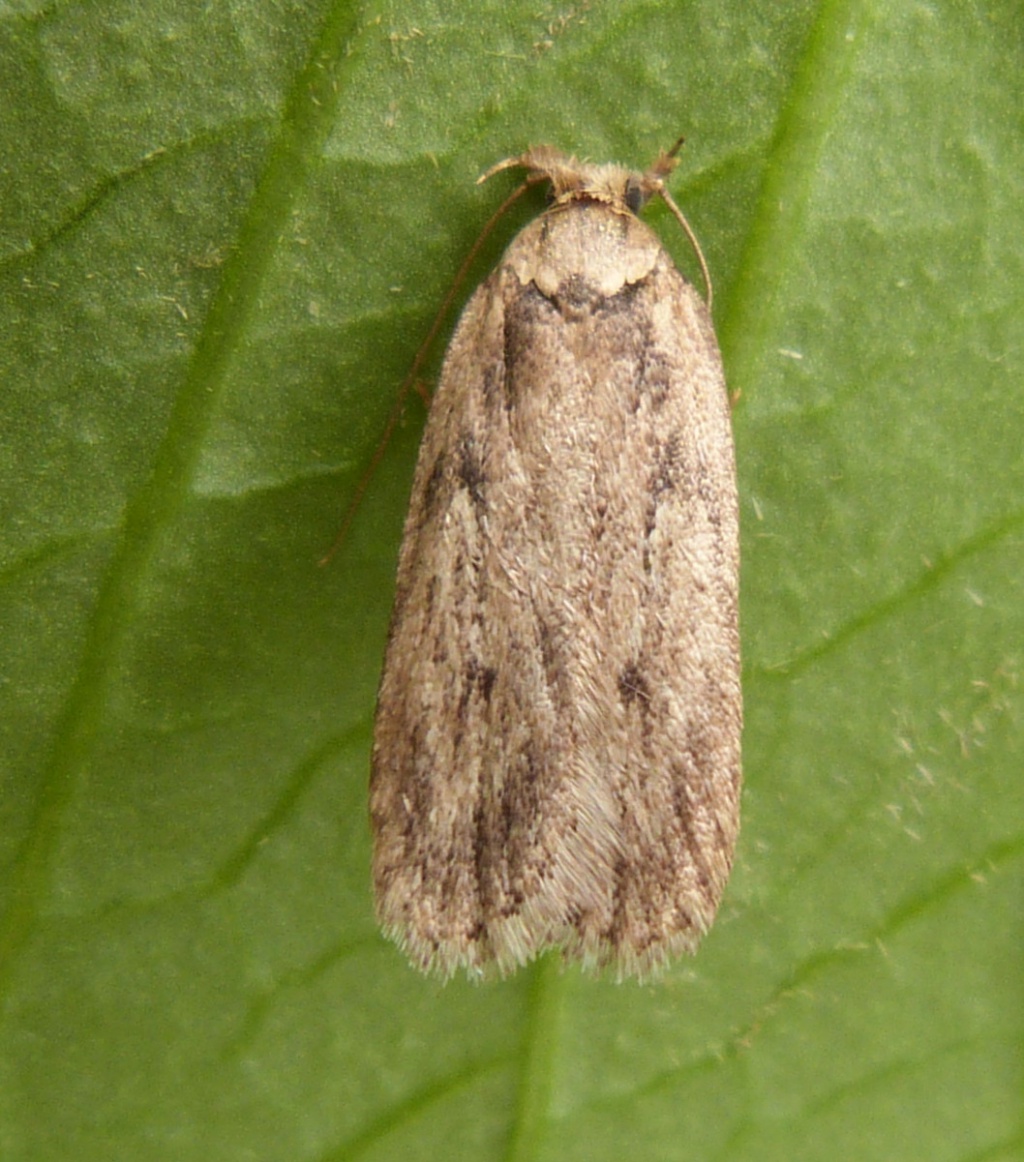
[{"left": 370, "top": 145, "right": 741, "bottom": 980}]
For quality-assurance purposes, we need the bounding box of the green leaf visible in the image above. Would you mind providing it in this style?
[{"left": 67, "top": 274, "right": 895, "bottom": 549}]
[{"left": 1, "top": 1, "right": 1020, "bottom": 1160}]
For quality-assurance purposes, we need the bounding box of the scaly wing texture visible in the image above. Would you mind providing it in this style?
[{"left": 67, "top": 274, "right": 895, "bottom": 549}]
[{"left": 371, "top": 202, "right": 740, "bottom": 980}]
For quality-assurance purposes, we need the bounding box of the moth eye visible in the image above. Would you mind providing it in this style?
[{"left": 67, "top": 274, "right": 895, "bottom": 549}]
[{"left": 624, "top": 179, "right": 645, "bottom": 214}]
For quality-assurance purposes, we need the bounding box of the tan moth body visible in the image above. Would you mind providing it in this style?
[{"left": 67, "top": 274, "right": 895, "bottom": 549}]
[{"left": 371, "top": 147, "right": 741, "bottom": 980}]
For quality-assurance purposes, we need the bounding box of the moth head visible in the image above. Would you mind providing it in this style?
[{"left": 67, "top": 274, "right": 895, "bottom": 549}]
[
  {"left": 479, "top": 139, "right": 684, "bottom": 214},
  {"left": 477, "top": 139, "right": 711, "bottom": 305}
]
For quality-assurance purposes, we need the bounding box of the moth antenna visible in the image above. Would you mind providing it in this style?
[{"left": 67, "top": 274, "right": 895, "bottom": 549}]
[
  {"left": 643, "top": 137, "right": 712, "bottom": 308},
  {"left": 656, "top": 183, "right": 713, "bottom": 309},
  {"left": 319, "top": 176, "right": 535, "bottom": 566}
]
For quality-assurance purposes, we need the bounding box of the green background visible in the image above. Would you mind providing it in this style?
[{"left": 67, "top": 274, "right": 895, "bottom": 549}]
[{"left": 1, "top": 1, "right": 1021, "bottom": 1159}]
